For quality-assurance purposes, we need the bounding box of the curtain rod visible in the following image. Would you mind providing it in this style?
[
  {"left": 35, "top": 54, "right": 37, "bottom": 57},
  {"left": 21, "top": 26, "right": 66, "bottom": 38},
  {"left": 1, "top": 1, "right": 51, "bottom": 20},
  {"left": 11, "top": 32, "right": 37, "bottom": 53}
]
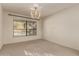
[{"left": 8, "top": 14, "right": 39, "bottom": 20}]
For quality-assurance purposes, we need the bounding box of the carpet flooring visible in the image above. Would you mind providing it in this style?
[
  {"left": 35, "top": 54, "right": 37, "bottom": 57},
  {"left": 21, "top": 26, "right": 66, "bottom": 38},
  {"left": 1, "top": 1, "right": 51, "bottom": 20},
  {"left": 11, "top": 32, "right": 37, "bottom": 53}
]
[{"left": 0, "top": 39, "right": 79, "bottom": 56}]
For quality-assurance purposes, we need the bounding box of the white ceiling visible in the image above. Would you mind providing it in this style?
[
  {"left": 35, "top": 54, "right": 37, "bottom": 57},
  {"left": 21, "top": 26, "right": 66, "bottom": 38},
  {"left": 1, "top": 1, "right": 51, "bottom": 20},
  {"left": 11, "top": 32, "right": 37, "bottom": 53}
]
[{"left": 1, "top": 3, "right": 79, "bottom": 19}]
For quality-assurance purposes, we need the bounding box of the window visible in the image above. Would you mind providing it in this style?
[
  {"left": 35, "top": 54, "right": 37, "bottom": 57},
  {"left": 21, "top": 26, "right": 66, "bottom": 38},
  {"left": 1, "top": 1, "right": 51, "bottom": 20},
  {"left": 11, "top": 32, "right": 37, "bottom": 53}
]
[
  {"left": 13, "top": 20, "right": 37, "bottom": 36},
  {"left": 26, "top": 21, "right": 37, "bottom": 36}
]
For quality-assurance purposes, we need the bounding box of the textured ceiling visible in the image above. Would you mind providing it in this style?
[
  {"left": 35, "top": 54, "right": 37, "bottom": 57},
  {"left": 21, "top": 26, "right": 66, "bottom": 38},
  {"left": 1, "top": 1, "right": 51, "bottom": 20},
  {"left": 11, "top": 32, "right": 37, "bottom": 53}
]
[{"left": 1, "top": 3, "right": 79, "bottom": 19}]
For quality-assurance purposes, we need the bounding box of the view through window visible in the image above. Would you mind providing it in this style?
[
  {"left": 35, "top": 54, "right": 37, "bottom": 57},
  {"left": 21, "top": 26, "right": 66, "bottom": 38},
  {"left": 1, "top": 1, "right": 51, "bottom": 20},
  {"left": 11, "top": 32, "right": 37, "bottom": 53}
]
[{"left": 13, "top": 20, "right": 37, "bottom": 36}]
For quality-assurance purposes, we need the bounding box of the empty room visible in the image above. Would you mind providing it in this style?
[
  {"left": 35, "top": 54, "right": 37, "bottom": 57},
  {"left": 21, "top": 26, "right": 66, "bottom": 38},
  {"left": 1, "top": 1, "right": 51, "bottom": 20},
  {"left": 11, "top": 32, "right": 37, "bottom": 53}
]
[{"left": 0, "top": 3, "right": 79, "bottom": 56}]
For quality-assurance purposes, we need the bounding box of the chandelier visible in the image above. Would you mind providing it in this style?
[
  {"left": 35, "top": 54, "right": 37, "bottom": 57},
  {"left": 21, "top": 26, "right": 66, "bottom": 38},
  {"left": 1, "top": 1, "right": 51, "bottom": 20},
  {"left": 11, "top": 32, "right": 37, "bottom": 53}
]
[{"left": 30, "top": 4, "right": 40, "bottom": 19}]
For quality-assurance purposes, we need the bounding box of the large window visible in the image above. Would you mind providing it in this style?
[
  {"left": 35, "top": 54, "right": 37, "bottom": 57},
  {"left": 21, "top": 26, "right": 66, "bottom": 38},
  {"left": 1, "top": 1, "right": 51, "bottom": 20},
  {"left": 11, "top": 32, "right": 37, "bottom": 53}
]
[{"left": 13, "top": 20, "right": 37, "bottom": 36}]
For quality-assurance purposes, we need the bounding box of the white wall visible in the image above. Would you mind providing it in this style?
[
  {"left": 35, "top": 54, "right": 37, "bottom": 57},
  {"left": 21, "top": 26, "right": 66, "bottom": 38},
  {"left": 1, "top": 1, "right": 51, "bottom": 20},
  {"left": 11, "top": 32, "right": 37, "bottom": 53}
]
[
  {"left": 3, "top": 11, "right": 42, "bottom": 44},
  {"left": 0, "top": 5, "right": 3, "bottom": 49},
  {"left": 43, "top": 6, "right": 79, "bottom": 51}
]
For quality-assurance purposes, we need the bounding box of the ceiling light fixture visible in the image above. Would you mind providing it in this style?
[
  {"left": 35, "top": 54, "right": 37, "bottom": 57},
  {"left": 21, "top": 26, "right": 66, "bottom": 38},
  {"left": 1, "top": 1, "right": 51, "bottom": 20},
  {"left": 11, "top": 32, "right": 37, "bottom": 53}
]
[{"left": 30, "top": 4, "right": 40, "bottom": 19}]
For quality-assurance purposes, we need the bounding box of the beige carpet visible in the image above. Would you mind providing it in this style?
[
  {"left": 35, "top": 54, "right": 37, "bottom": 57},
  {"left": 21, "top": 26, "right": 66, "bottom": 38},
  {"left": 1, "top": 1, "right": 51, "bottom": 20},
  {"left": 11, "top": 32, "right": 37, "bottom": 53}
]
[{"left": 0, "top": 39, "right": 79, "bottom": 56}]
